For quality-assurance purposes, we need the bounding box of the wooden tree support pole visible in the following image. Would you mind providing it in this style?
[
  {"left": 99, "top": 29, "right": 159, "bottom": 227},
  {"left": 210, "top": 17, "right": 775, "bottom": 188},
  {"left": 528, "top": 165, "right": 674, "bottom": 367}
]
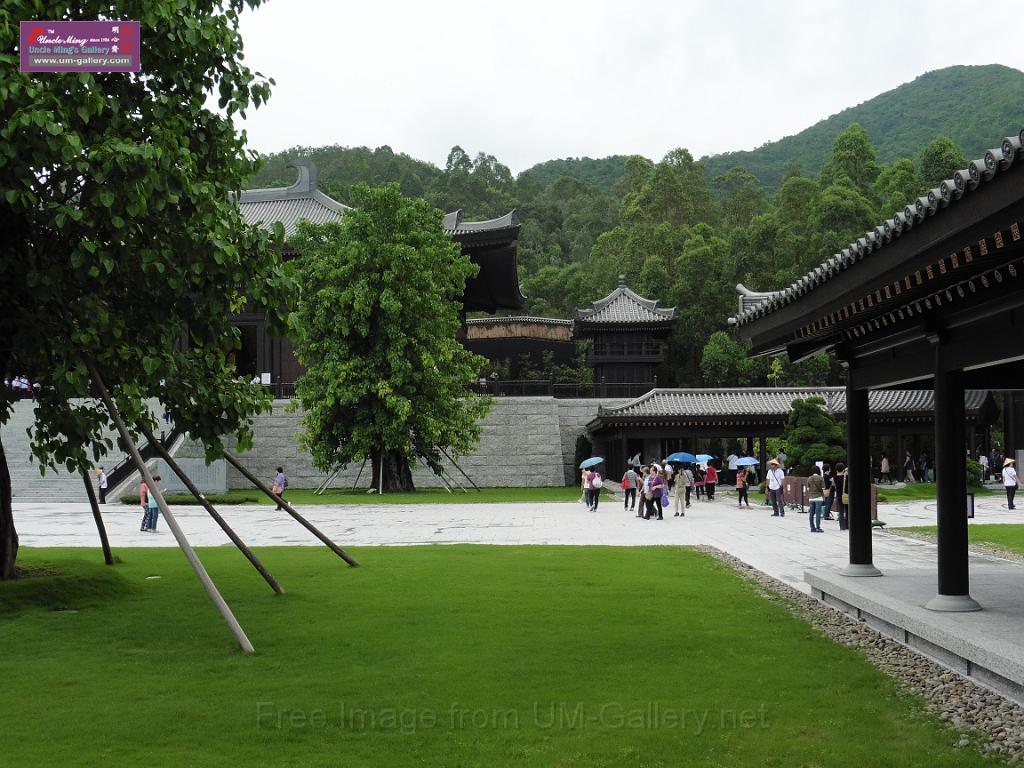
[
  {"left": 84, "top": 359, "right": 255, "bottom": 654},
  {"left": 80, "top": 470, "right": 114, "bottom": 565},
  {"left": 137, "top": 423, "right": 284, "bottom": 595},
  {"left": 439, "top": 446, "right": 481, "bottom": 491},
  {"left": 222, "top": 451, "right": 360, "bottom": 567}
]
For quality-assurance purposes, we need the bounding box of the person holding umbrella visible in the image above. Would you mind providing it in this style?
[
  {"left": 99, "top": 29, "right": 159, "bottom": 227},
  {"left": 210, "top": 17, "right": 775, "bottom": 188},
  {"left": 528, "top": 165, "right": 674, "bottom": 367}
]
[
  {"left": 734, "top": 456, "right": 757, "bottom": 508},
  {"left": 580, "top": 457, "right": 604, "bottom": 512}
]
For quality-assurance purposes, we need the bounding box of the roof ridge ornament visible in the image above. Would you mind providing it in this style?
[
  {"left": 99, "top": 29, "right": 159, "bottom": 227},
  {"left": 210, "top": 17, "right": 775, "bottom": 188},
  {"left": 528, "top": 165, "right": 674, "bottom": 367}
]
[{"left": 285, "top": 158, "right": 317, "bottom": 196}]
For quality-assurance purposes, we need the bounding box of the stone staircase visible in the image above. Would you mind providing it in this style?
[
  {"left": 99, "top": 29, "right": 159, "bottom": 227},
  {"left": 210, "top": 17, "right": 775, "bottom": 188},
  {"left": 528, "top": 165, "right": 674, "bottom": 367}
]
[{"left": 2, "top": 399, "right": 165, "bottom": 502}]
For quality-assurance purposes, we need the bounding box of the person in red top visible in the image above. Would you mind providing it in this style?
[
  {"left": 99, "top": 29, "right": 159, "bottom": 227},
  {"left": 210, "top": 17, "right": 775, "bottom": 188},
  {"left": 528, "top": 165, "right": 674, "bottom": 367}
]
[{"left": 704, "top": 462, "right": 719, "bottom": 501}]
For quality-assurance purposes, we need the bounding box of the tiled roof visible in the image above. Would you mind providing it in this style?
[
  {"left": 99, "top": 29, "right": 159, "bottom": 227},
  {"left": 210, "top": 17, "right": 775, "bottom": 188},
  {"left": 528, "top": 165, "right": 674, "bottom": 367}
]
[
  {"left": 240, "top": 161, "right": 518, "bottom": 241},
  {"left": 729, "top": 127, "right": 1024, "bottom": 328},
  {"left": 466, "top": 316, "right": 573, "bottom": 327},
  {"left": 597, "top": 388, "right": 989, "bottom": 419},
  {"left": 239, "top": 159, "right": 348, "bottom": 238},
  {"left": 576, "top": 276, "right": 676, "bottom": 326},
  {"left": 443, "top": 209, "right": 518, "bottom": 235}
]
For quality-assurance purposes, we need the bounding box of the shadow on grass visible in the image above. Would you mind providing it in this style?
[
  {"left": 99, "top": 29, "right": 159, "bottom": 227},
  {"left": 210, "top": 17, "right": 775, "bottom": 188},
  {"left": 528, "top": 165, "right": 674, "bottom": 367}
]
[{"left": 1, "top": 558, "right": 135, "bottom": 613}]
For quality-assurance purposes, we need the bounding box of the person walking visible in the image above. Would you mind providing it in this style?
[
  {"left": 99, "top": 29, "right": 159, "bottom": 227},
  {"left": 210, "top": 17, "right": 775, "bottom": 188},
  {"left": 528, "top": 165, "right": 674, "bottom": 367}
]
[
  {"left": 735, "top": 467, "right": 751, "bottom": 508},
  {"left": 903, "top": 450, "right": 915, "bottom": 483},
  {"left": 644, "top": 465, "right": 666, "bottom": 520},
  {"left": 683, "top": 464, "right": 695, "bottom": 508},
  {"left": 673, "top": 466, "right": 686, "bottom": 516},
  {"left": 806, "top": 466, "right": 825, "bottom": 532},
  {"left": 705, "top": 462, "right": 718, "bottom": 501},
  {"left": 621, "top": 466, "right": 639, "bottom": 514},
  {"left": 138, "top": 479, "right": 149, "bottom": 532},
  {"left": 822, "top": 465, "right": 836, "bottom": 520},
  {"left": 726, "top": 451, "right": 739, "bottom": 487},
  {"left": 590, "top": 471, "right": 603, "bottom": 512},
  {"left": 637, "top": 466, "right": 651, "bottom": 518},
  {"left": 272, "top": 466, "right": 289, "bottom": 510},
  {"left": 1003, "top": 458, "right": 1020, "bottom": 510},
  {"left": 694, "top": 464, "right": 705, "bottom": 501},
  {"left": 766, "top": 459, "right": 785, "bottom": 517},
  {"left": 96, "top": 467, "right": 108, "bottom": 504},
  {"left": 142, "top": 475, "right": 163, "bottom": 532},
  {"left": 657, "top": 467, "right": 669, "bottom": 520},
  {"left": 835, "top": 462, "right": 849, "bottom": 531},
  {"left": 879, "top": 453, "right": 891, "bottom": 484}
]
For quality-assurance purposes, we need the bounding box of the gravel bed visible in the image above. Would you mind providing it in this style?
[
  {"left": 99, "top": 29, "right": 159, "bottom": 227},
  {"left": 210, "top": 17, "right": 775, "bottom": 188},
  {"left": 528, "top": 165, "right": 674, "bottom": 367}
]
[{"left": 698, "top": 545, "right": 1024, "bottom": 762}]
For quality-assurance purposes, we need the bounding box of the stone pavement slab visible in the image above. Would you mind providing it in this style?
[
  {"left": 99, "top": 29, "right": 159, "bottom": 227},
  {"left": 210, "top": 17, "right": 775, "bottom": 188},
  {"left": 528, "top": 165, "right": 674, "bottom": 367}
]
[{"left": 13, "top": 491, "right": 1024, "bottom": 594}]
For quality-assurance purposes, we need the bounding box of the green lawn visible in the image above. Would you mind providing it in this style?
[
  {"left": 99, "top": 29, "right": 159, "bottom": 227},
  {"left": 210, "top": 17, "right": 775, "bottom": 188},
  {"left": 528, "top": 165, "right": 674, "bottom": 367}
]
[
  {"left": 2, "top": 546, "right": 995, "bottom": 767},
  {"left": 875, "top": 484, "right": 997, "bottom": 503},
  {"left": 121, "top": 486, "right": 606, "bottom": 506},
  {"left": 893, "top": 523, "right": 1024, "bottom": 556}
]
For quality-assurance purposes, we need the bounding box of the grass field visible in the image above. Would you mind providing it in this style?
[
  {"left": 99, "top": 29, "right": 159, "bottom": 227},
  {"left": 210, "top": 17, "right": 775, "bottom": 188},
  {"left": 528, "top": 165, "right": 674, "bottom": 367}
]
[
  {"left": 893, "top": 523, "right": 1024, "bottom": 556},
  {"left": 120, "top": 486, "right": 610, "bottom": 506},
  {"left": 875, "top": 484, "right": 997, "bottom": 503},
  {"left": 1, "top": 546, "right": 996, "bottom": 766}
]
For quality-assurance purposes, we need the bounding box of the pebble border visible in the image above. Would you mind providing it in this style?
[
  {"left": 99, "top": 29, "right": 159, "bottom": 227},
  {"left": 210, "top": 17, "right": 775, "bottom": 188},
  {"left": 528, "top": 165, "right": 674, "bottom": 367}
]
[{"left": 697, "top": 545, "right": 1024, "bottom": 762}]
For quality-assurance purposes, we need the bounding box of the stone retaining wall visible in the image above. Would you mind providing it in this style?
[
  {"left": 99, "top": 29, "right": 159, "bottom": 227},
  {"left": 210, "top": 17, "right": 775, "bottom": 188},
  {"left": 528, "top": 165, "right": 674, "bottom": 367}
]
[{"left": 177, "top": 397, "right": 628, "bottom": 490}]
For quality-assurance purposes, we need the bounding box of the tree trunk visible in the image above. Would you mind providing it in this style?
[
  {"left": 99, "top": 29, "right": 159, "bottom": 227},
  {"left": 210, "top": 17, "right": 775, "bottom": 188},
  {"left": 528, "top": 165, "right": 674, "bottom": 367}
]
[
  {"left": 0, "top": 431, "right": 19, "bottom": 580},
  {"left": 371, "top": 450, "right": 415, "bottom": 493}
]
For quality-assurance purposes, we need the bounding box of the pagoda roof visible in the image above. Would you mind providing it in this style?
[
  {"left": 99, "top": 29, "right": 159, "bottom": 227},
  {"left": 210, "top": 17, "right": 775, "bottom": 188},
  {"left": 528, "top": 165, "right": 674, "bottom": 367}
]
[{"left": 575, "top": 276, "right": 676, "bottom": 328}]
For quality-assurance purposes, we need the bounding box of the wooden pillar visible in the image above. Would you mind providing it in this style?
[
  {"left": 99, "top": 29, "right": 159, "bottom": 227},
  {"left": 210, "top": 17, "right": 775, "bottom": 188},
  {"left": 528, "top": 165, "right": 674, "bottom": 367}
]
[
  {"left": 758, "top": 433, "right": 767, "bottom": 476},
  {"left": 841, "top": 382, "right": 881, "bottom": 577},
  {"left": 926, "top": 350, "right": 980, "bottom": 611}
]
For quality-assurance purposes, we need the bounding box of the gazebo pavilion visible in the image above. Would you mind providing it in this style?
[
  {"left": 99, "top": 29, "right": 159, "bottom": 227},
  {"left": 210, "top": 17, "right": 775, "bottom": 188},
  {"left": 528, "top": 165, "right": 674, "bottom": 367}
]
[{"left": 731, "top": 127, "right": 1024, "bottom": 612}]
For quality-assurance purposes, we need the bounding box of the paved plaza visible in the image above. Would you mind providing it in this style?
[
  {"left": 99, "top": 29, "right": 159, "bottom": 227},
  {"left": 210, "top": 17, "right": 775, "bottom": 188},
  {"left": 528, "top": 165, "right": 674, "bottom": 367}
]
[{"left": 14, "top": 490, "right": 1024, "bottom": 594}]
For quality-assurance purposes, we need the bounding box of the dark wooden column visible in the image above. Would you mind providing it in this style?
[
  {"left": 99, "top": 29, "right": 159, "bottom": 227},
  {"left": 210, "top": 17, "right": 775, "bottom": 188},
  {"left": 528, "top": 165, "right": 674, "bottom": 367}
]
[
  {"left": 926, "top": 351, "right": 981, "bottom": 611},
  {"left": 842, "top": 381, "right": 881, "bottom": 577}
]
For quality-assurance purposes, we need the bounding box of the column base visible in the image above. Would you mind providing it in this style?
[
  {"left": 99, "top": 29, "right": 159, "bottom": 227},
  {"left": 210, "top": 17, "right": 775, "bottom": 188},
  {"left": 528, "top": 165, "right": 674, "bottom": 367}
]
[
  {"left": 925, "top": 593, "right": 982, "bottom": 612},
  {"left": 840, "top": 563, "right": 882, "bottom": 577}
]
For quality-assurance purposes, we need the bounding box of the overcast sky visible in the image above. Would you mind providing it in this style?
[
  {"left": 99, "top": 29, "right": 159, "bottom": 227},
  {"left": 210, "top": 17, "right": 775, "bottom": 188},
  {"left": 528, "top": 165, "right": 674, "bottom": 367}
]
[{"left": 236, "top": 0, "right": 1024, "bottom": 174}]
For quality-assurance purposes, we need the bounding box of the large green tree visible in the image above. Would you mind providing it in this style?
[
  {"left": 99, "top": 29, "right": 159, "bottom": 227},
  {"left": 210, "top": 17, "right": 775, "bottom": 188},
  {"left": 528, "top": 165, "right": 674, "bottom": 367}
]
[
  {"left": 780, "top": 396, "right": 847, "bottom": 476},
  {"left": 290, "top": 184, "right": 490, "bottom": 492},
  {"left": 918, "top": 135, "right": 967, "bottom": 189},
  {"left": 0, "top": 0, "right": 290, "bottom": 579}
]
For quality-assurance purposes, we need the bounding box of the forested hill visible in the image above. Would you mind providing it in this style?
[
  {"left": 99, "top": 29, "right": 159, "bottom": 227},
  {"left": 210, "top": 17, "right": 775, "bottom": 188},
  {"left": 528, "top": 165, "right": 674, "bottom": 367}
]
[
  {"left": 517, "top": 156, "right": 631, "bottom": 191},
  {"left": 702, "top": 64, "right": 1024, "bottom": 191},
  {"left": 245, "top": 64, "right": 1024, "bottom": 390}
]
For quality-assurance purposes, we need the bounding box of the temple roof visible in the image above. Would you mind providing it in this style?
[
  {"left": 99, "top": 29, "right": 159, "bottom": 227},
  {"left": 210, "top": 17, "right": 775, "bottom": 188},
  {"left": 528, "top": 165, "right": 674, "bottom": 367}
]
[
  {"left": 594, "top": 387, "right": 990, "bottom": 421},
  {"left": 575, "top": 276, "right": 676, "bottom": 327},
  {"left": 239, "top": 159, "right": 350, "bottom": 238},
  {"left": 729, "top": 127, "right": 1024, "bottom": 330},
  {"left": 443, "top": 209, "right": 519, "bottom": 236},
  {"left": 238, "top": 159, "right": 525, "bottom": 313},
  {"left": 239, "top": 161, "right": 520, "bottom": 244}
]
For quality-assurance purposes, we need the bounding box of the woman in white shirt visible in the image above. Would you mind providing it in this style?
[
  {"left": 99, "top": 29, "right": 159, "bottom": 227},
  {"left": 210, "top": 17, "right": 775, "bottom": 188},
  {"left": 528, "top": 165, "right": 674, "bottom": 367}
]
[{"left": 1003, "top": 458, "right": 1020, "bottom": 510}]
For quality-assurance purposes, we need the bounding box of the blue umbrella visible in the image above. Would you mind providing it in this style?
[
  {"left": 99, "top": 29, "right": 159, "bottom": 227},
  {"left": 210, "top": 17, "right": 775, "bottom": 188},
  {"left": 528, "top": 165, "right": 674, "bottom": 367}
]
[
  {"left": 579, "top": 456, "right": 605, "bottom": 469},
  {"left": 696, "top": 454, "right": 714, "bottom": 462},
  {"left": 664, "top": 451, "right": 696, "bottom": 464},
  {"left": 735, "top": 456, "right": 759, "bottom": 466}
]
